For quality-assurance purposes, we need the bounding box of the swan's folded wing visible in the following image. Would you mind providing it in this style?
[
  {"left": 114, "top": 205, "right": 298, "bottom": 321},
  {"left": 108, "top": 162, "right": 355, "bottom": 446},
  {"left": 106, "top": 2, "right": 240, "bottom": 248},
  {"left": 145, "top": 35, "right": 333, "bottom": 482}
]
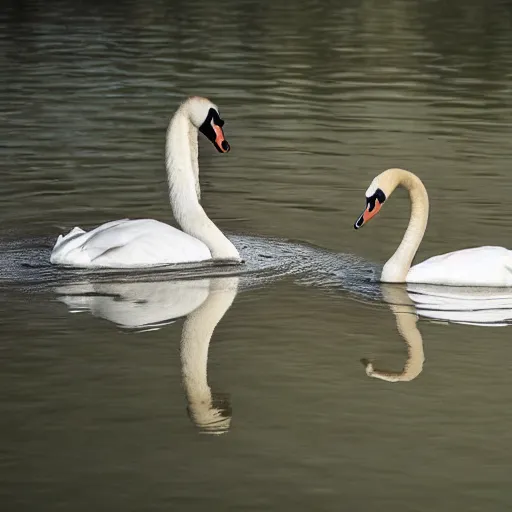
[
  {"left": 51, "top": 219, "right": 132, "bottom": 265},
  {"left": 408, "top": 246, "right": 512, "bottom": 287},
  {"left": 51, "top": 219, "right": 211, "bottom": 267}
]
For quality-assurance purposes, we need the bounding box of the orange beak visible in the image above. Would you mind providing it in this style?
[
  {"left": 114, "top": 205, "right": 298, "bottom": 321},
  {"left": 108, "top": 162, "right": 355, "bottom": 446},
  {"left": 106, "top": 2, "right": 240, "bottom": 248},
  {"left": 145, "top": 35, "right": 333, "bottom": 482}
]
[
  {"left": 354, "top": 198, "right": 383, "bottom": 229},
  {"left": 213, "top": 124, "right": 230, "bottom": 153}
]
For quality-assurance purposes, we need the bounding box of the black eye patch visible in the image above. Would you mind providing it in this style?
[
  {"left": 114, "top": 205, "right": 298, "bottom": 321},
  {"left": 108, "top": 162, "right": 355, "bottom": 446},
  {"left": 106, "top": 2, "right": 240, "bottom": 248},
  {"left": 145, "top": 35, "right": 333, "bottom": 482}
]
[
  {"left": 199, "top": 109, "right": 217, "bottom": 137},
  {"left": 201, "top": 108, "right": 223, "bottom": 128},
  {"left": 366, "top": 188, "right": 386, "bottom": 212},
  {"left": 214, "top": 112, "right": 224, "bottom": 127}
]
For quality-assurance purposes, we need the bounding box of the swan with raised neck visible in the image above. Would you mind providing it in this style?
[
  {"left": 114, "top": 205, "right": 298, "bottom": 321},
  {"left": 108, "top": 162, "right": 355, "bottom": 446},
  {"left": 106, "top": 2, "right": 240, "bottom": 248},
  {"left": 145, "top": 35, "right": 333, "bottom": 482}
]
[{"left": 50, "top": 96, "right": 241, "bottom": 268}]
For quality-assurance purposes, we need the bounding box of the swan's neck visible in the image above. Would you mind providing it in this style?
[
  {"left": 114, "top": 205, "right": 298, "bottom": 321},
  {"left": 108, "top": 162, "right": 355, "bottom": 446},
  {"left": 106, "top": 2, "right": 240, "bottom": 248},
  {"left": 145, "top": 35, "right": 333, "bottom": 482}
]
[
  {"left": 180, "top": 278, "right": 238, "bottom": 427},
  {"left": 187, "top": 122, "right": 201, "bottom": 201},
  {"left": 381, "top": 170, "right": 429, "bottom": 283},
  {"left": 165, "top": 110, "right": 240, "bottom": 260}
]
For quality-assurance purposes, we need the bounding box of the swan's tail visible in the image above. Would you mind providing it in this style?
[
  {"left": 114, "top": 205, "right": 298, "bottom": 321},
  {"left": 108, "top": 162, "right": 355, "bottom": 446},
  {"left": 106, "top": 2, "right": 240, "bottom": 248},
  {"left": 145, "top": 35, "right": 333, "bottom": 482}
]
[{"left": 53, "top": 226, "right": 86, "bottom": 251}]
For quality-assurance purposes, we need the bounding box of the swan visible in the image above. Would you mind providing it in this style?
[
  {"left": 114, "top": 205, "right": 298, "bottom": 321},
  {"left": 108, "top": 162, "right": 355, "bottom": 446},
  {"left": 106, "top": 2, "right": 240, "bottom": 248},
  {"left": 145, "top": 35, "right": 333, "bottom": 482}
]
[
  {"left": 50, "top": 96, "right": 241, "bottom": 268},
  {"left": 354, "top": 168, "right": 512, "bottom": 286}
]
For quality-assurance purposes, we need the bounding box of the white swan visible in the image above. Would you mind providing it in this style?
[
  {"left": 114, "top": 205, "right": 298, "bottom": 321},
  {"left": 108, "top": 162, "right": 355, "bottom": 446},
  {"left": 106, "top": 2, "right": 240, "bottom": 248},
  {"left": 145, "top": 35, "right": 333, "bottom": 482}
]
[
  {"left": 50, "top": 96, "right": 241, "bottom": 268},
  {"left": 354, "top": 168, "right": 512, "bottom": 286}
]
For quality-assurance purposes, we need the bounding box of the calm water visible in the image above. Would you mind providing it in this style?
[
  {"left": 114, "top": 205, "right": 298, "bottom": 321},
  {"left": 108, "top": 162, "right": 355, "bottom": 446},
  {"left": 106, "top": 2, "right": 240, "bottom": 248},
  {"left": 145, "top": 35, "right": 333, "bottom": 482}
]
[{"left": 2, "top": 0, "right": 512, "bottom": 510}]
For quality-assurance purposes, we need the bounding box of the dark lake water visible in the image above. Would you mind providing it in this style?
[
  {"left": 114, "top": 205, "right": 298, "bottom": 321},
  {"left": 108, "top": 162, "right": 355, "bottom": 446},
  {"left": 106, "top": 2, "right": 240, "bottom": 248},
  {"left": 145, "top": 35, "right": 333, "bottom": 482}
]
[{"left": 2, "top": 0, "right": 512, "bottom": 510}]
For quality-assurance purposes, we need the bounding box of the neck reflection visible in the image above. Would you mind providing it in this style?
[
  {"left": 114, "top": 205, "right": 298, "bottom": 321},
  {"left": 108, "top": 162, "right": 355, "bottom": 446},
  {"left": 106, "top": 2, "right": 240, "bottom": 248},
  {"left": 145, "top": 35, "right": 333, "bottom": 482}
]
[
  {"left": 56, "top": 275, "right": 240, "bottom": 434},
  {"left": 362, "top": 284, "right": 425, "bottom": 383},
  {"left": 361, "top": 282, "right": 512, "bottom": 383}
]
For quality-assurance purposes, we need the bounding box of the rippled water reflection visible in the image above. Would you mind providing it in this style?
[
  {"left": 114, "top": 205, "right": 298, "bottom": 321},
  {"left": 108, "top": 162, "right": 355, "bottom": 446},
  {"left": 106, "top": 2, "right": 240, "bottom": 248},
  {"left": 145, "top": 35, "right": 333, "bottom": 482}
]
[{"left": 2, "top": 0, "right": 512, "bottom": 510}]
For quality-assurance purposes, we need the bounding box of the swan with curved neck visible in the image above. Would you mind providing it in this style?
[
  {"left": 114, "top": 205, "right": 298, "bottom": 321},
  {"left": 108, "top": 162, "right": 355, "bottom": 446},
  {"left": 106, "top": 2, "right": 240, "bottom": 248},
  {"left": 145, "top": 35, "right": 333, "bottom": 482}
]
[
  {"left": 50, "top": 96, "right": 241, "bottom": 268},
  {"left": 354, "top": 168, "right": 512, "bottom": 286}
]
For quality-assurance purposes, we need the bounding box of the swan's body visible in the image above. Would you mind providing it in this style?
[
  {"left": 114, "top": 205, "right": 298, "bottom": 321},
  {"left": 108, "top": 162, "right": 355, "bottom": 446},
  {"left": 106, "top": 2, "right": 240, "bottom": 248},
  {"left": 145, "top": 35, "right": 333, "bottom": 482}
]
[
  {"left": 406, "top": 245, "right": 512, "bottom": 287},
  {"left": 50, "top": 96, "right": 241, "bottom": 268},
  {"left": 355, "top": 168, "right": 512, "bottom": 286},
  {"left": 51, "top": 219, "right": 211, "bottom": 268}
]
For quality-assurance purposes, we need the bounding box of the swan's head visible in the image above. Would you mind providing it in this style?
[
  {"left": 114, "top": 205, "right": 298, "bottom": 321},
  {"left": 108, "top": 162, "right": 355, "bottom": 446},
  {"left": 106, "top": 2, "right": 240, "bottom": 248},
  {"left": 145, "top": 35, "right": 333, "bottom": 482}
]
[
  {"left": 354, "top": 179, "right": 388, "bottom": 229},
  {"left": 185, "top": 96, "right": 230, "bottom": 154},
  {"left": 353, "top": 169, "right": 405, "bottom": 229}
]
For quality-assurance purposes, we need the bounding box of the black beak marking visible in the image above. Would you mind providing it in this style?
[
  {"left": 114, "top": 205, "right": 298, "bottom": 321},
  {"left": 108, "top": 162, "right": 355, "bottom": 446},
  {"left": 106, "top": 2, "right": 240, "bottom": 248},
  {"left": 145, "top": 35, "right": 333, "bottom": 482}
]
[{"left": 199, "top": 108, "right": 228, "bottom": 153}]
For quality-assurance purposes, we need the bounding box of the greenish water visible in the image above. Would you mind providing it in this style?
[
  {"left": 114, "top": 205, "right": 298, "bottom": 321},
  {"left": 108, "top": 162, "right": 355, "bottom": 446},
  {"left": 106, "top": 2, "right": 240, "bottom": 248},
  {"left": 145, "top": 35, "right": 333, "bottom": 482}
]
[{"left": 1, "top": 0, "right": 512, "bottom": 510}]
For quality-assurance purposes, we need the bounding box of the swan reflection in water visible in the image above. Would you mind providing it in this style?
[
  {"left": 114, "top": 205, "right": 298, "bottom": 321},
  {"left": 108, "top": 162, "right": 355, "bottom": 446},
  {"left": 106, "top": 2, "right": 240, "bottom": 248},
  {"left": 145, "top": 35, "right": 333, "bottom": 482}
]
[
  {"left": 362, "top": 284, "right": 512, "bottom": 383},
  {"left": 56, "top": 275, "right": 239, "bottom": 434}
]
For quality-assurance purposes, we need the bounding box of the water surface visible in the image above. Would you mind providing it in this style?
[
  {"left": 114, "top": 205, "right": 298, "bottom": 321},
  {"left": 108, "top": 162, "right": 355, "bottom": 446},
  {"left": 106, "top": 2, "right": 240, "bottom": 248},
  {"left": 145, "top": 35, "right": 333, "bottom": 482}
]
[{"left": 2, "top": 0, "right": 512, "bottom": 510}]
